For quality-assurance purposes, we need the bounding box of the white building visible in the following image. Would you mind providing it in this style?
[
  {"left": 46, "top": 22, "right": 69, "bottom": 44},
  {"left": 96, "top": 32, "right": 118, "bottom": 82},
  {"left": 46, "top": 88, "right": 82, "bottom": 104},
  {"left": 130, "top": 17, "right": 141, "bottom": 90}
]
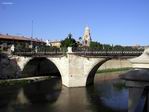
[{"left": 46, "top": 40, "right": 61, "bottom": 48}]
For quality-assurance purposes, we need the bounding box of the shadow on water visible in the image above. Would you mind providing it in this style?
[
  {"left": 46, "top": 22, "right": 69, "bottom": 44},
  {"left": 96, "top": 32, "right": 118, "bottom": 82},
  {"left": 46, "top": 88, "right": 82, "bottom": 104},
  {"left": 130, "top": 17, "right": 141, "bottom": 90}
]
[
  {"left": 86, "top": 79, "right": 128, "bottom": 112},
  {"left": 0, "top": 73, "right": 139, "bottom": 112},
  {"left": 23, "top": 78, "right": 62, "bottom": 104},
  {"left": 0, "top": 85, "right": 19, "bottom": 107},
  {"left": 49, "top": 78, "right": 128, "bottom": 112},
  {"left": 0, "top": 78, "right": 62, "bottom": 112}
]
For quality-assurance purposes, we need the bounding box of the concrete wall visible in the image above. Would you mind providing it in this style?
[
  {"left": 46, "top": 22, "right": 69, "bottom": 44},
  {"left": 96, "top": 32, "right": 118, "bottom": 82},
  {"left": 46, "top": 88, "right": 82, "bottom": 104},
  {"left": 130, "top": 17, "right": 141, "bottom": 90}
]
[{"left": 99, "top": 59, "right": 132, "bottom": 70}]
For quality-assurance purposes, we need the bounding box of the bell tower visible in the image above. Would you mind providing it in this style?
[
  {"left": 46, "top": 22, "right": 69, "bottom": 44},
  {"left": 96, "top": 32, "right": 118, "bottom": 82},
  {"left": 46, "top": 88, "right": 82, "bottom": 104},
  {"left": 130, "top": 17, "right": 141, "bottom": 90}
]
[{"left": 82, "top": 26, "right": 91, "bottom": 47}]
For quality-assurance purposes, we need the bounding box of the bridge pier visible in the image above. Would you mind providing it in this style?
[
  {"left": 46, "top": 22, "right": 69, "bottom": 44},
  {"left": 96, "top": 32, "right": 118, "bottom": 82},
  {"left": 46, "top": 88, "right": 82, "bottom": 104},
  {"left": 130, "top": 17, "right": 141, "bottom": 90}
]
[
  {"left": 62, "top": 75, "right": 88, "bottom": 87},
  {"left": 59, "top": 51, "right": 108, "bottom": 87}
]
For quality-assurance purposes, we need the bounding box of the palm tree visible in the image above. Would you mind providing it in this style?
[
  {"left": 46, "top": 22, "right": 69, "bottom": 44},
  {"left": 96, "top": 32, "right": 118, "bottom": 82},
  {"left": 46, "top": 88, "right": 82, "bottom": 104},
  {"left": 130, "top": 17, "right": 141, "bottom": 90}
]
[{"left": 79, "top": 37, "right": 82, "bottom": 42}]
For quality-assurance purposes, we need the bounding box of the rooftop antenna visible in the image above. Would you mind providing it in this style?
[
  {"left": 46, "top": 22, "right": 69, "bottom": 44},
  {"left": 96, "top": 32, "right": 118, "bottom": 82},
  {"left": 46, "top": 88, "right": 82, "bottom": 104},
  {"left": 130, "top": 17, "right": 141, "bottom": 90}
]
[
  {"left": 30, "top": 20, "right": 34, "bottom": 49},
  {"left": 31, "top": 20, "right": 34, "bottom": 38}
]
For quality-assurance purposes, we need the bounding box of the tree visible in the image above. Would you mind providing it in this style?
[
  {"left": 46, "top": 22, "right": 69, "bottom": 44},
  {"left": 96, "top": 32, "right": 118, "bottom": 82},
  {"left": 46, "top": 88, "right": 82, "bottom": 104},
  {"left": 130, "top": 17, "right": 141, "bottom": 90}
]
[
  {"left": 90, "top": 41, "right": 102, "bottom": 50},
  {"left": 68, "top": 33, "right": 72, "bottom": 39},
  {"left": 113, "top": 45, "right": 123, "bottom": 51},
  {"left": 79, "top": 37, "right": 82, "bottom": 42},
  {"left": 61, "top": 33, "right": 78, "bottom": 48},
  {"left": 102, "top": 44, "right": 112, "bottom": 50}
]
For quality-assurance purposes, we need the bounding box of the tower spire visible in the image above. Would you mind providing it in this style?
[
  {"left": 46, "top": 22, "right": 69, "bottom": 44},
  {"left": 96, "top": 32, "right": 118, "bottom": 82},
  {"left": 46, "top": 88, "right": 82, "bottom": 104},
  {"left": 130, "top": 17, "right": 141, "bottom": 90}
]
[{"left": 82, "top": 26, "right": 91, "bottom": 47}]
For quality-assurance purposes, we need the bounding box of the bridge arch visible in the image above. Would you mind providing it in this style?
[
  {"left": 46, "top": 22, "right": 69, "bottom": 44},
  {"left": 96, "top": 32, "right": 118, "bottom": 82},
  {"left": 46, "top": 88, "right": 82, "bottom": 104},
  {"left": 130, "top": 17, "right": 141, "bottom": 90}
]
[
  {"left": 13, "top": 51, "right": 137, "bottom": 87},
  {"left": 86, "top": 58, "right": 111, "bottom": 86},
  {"left": 22, "top": 57, "right": 61, "bottom": 77}
]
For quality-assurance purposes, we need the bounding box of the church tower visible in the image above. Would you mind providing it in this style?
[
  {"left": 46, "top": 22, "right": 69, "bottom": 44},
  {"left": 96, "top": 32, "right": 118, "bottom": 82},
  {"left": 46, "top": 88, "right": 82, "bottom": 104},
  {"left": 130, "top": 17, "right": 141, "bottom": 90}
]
[{"left": 82, "top": 26, "right": 91, "bottom": 47}]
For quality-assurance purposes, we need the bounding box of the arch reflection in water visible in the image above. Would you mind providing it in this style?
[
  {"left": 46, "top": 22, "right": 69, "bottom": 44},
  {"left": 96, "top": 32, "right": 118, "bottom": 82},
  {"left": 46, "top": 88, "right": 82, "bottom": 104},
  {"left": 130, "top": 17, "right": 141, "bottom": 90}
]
[
  {"left": 48, "top": 78, "right": 128, "bottom": 112},
  {"left": 86, "top": 79, "right": 128, "bottom": 112},
  {"left": 0, "top": 78, "right": 62, "bottom": 112},
  {"left": 0, "top": 73, "right": 132, "bottom": 112},
  {"left": 0, "top": 85, "right": 19, "bottom": 107},
  {"left": 23, "top": 78, "right": 62, "bottom": 103}
]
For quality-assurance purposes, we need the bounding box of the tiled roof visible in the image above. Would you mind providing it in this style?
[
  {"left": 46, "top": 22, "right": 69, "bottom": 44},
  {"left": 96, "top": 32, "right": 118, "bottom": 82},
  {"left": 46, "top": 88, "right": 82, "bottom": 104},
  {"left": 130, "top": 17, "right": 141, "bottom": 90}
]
[{"left": 0, "top": 34, "right": 45, "bottom": 43}]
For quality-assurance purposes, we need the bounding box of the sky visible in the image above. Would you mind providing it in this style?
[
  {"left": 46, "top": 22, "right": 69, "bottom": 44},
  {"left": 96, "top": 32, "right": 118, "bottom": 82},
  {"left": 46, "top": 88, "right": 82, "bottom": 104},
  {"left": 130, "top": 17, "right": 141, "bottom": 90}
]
[{"left": 0, "top": 0, "right": 149, "bottom": 46}]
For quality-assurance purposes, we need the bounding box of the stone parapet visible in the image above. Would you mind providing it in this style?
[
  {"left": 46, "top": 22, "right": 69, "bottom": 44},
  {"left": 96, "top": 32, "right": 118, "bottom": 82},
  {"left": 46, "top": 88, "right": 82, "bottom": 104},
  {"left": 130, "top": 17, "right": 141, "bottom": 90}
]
[{"left": 129, "top": 48, "right": 149, "bottom": 68}]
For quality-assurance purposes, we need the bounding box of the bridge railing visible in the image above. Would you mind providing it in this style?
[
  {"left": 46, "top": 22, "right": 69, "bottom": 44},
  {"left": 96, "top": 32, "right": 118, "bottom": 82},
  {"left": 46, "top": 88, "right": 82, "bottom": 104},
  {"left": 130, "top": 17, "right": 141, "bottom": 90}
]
[
  {"left": 13, "top": 51, "right": 64, "bottom": 56},
  {"left": 71, "top": 47, "right": 143, "bottom": 57},
  {"left": 72, "top": 51, "right": 143, "bottom": 57},
  {"left": 13, "top": 47, "right": 68, "bottom": 56},
  {"left": 13, "top": 47, "right": 143, "bottom": 57}
]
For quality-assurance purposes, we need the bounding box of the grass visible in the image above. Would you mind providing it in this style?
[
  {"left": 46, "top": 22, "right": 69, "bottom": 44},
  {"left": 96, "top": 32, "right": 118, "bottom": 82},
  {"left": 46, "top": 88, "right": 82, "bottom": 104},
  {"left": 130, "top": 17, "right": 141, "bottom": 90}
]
[
  {"left": 96, "top": 67, "right": 131, "bottom": 74},
  {"left": 0, "top": 76, "right": 51, "bottom": 86},
  {"left": 0, "top": 80, "right": 31, "bottom": 86}
]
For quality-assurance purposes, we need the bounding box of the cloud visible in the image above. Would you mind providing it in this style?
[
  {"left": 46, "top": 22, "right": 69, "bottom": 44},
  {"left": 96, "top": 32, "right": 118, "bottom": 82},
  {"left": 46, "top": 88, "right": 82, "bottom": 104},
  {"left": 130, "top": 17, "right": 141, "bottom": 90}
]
[{"left": 1, "top": 2, "right": 14, "bottom": 5}]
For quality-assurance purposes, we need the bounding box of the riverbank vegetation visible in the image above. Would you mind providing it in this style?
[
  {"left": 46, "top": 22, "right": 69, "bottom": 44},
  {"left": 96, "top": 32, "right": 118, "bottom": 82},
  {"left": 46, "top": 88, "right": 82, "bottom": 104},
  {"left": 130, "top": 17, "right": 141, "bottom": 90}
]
[
  {"left": 0, "top": 76, "right": 51, "bottom": 86},
  {"left": 0, "top": 80, "right": 31, "bottom": 86},
  {"left": 97, "top": 67, "right": 131, "bottom": 74}
]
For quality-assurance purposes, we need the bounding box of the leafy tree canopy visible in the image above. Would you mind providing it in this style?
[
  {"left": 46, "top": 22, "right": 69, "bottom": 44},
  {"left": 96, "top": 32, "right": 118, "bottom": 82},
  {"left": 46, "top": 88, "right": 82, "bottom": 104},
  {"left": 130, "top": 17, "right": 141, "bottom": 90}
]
[
  {"left": 61, "top": 33, "right": 78, "bottom": 48},
  {"left": 90, "top": 41, "right": 102, "bottom": 50}
]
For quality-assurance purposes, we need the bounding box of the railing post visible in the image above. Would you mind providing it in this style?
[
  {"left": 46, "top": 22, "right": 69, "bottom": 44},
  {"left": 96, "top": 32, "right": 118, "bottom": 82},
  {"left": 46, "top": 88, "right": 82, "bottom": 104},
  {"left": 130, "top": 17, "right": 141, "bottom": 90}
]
[{"left": 67, "top": 47, "right": 73, "bottom": 53}]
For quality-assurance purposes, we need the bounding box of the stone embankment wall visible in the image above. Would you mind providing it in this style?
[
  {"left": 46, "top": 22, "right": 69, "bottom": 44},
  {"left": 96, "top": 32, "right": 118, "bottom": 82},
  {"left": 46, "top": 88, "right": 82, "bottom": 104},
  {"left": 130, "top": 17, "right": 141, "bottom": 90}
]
[
  {"left": 0, "top": 53, "right": 21, "bottom": 79},
  {"left": 99, "top": 59, "right": 132, "bottom": 70}
]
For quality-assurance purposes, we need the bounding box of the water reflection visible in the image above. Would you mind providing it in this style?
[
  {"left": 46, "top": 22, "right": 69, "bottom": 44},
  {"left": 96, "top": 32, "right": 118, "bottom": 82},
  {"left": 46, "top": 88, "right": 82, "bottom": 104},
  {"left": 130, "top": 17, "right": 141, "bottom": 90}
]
[
  {"left": 16, "top": 88, "right": 29, "bottom": 105},
  {"left": 52, "top": 86, "right": 92, "bottom": 112},
  {"left": 0, "top": 78, "right": 62, "bottom": 112},
  {"left": 23, "top": 78, "right": 62, "bottom": 104},
  {"left": 0, "top": 73, "right": 129, "bottom": 112},
  {"left": 87, "top": 79, "right": 128, "bottom": 112},
  {"left": 0, "top": 85, "right": 19, "bottom": 107}
]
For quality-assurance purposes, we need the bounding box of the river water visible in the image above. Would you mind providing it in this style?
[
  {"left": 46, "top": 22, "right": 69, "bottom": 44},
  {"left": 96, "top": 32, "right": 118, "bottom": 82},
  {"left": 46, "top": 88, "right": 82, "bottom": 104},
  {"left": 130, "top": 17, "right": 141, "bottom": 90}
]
[{"left": 0, "top": 72, "right": 143, "bottom": 112}]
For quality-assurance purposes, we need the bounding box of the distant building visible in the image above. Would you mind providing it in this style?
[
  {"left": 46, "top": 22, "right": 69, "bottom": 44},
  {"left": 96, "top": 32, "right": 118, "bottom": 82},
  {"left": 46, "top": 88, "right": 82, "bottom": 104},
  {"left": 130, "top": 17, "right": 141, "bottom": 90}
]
[
  {"left": 45, "top": 40, "right": 51, "bottom": 46},
  {"left": 82, "top": 26, "right": 91, "bottom": 47},
  {"left": 51, "top": 41, "right": 61, "bottom": 48},
  {"left": 0, "top": 33, "right": 45, "bottom": 51},
  {"left": 46, "top": 40, "right": 61, "bottom": 48}
]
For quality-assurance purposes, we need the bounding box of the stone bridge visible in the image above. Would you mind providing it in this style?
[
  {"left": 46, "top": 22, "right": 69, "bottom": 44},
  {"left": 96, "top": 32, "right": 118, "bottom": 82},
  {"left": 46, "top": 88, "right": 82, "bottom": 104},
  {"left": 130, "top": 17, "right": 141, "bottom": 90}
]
[{"left": 12, "top": 47, "right": 142, "bottom": 87}]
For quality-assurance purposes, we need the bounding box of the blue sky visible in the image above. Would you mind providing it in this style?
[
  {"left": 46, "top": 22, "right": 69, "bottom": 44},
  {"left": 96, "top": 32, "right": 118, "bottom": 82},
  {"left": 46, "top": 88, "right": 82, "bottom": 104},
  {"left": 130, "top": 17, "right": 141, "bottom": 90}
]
[{"left": 0, "top": 0, "right": 149, "bottom": 46}]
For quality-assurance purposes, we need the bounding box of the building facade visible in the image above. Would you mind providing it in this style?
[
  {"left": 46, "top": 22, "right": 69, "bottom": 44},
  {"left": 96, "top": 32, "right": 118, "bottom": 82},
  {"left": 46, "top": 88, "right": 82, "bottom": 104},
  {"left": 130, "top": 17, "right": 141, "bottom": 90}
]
[
  {"left": 0, "top": 34, "right": 45, "bottom": 52},
  {"left": 46, "top": 40, "right": 61, "bottom": 48}
]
